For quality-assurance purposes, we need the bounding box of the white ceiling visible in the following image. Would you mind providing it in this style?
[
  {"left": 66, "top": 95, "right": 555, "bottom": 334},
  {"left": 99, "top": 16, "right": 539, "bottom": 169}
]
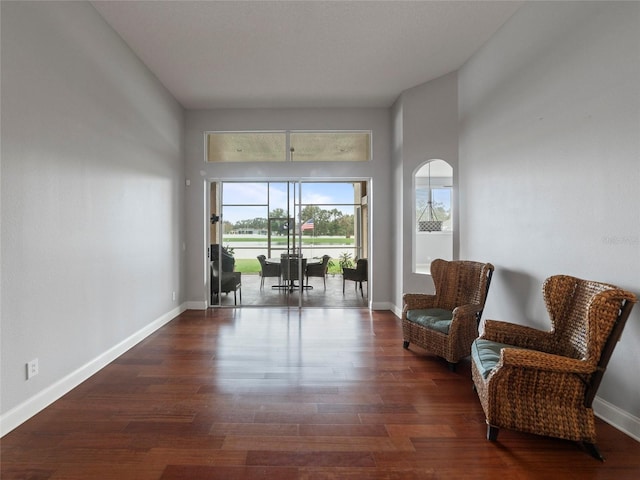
[{"left": 92, "top": 1, "right": 522, "bottom": 109}]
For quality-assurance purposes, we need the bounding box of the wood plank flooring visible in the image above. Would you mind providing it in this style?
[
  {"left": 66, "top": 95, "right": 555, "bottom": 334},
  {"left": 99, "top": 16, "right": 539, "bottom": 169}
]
[{"left": 2, "top": 308, "right": 639, "bottom": 479}]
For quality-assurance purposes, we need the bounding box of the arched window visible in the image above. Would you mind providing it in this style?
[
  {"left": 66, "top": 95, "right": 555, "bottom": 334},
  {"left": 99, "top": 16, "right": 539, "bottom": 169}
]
[{"left": 414, "top": 159, "right": 453, "bottom": 274}]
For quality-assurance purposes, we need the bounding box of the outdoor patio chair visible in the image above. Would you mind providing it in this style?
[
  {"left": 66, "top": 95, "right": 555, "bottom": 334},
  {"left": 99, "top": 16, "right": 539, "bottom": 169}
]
[
  {"left": 305, "top": 255, "right": 331, "bottom": 289},
  {"left": 343, "top": 258, "right": 368, "bottom": 297},
  {"left": 257, "top": 255, "right": 281, "bottom": 289}
]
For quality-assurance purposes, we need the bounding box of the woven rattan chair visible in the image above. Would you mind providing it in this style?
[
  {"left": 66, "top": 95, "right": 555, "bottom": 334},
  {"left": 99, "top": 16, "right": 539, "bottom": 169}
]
[
  {"left": 257, "top": 255, "right": 281, "bottom": 289},
  {"left": 471, "top": 275, "right": 636, "bottom": 460},
  {"left": 343, "top": 258, "right": 368, "bottom": 297},
  {"left": 305, "top": 255, "right": 331, "bottom": 289},
  {"left": 402, "top": 259, "right": 494, "bottom": 371},
  {"left": 210, "top": 246, "right": 241, "bottom": 305}
]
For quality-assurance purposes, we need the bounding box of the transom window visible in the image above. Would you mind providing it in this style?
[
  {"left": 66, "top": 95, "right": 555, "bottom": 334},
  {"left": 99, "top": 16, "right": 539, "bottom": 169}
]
[{"left": 206, "top": 131, "right": 371, "bottom": 163}]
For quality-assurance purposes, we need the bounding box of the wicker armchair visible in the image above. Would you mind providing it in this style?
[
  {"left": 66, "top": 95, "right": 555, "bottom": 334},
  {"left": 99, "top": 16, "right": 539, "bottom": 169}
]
[
  {"left": 210, "top": 246, "right": 241, "bottom": 305},
  {"left": 471, "top": 275, "right": 636, "bottom": 460},
  {"left": 305, "top": 255, "right": 331, "bottom": 289},
  {"left": 402, "top": 259, "right": 494, "bottom": 371},
  {"left": 257, "top": 255, "right": 281, "bottom": 289},
  {"left": 343, "top": 258, "right": 368, "bottom": 297}
]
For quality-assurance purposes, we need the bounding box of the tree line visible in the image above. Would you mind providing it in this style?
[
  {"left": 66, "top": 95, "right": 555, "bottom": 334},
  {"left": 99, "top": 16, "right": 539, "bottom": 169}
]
[{"left": 225, "top": 206, "right": 355, "bottom": 237}]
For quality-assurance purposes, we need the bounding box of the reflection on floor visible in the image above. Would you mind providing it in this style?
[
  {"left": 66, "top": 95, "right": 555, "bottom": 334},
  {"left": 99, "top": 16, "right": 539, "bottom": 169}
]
[
  {"left": 5, "top": 308, "right": 637, "bottom": 479},
  {"left": 212, "top": 273, "right": 368, "bottom": 308}
]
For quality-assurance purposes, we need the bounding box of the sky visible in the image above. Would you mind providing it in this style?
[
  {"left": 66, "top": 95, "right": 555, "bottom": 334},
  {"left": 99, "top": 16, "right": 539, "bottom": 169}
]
[{"left": 221, "top": 182, "right": 358, "bottom": 224}]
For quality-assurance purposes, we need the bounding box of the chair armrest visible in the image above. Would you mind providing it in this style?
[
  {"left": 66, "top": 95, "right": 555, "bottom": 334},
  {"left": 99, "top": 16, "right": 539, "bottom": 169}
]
[
  {"left": 452, "top": 303, "right": 483, "bottom": 318},
  {"left": 342, "top": 267, "right": 355, "bottom": 279},
  {"left": 445, "top": 304, "right": 483, "bottom": 335},
  {"left": 444, "top": 304, "right": 483, "bottom": 340},
  {"left": 482, "top": 319, "right": 555, "bottom": 351},
  {"left": 499, "top": 348, "right": 595, "bottom": 374},
  {"left": 403, "top": 293, "right": 438, "bottom": 311}
]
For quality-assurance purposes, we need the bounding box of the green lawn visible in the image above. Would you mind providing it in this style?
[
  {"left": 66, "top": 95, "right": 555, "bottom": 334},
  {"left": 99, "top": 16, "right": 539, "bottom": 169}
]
[
  {"left": 234, "top": 258, "right": 344, "bottom": 275},
  {"left": 234, "top": 259, "right": 260, "bottom": 273}
]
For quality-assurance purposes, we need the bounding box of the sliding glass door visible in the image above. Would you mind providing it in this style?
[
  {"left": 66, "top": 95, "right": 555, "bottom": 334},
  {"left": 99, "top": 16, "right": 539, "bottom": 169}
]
[{"left": 209, "top": 180, "right": 369, "bottom": 308}]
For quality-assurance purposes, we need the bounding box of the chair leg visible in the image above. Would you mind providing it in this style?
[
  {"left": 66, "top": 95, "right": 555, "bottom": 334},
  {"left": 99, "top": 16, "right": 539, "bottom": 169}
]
[
  {"left": 487, "top": 425, "right": 499, "bottom": 441},
  {"left": 582, "top": 442, "right": 605, "bottom": 462},
  {"left": 403, "top": 340, "right": 409, "bottom": 349},
  {"left": 343, "top": 278, "right": 345, "bottom": 293}
]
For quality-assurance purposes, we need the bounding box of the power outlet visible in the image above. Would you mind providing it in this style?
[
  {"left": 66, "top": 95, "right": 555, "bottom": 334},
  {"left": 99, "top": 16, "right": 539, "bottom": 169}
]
[
  {"left": 172, "top": 291, "right": 176, "bottom": 301},
  {"left": 26, "top": 358, "right": 39, "bottom": 380}
]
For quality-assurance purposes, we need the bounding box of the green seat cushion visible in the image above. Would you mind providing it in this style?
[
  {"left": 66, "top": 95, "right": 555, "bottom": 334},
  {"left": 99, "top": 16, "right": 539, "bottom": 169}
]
[
  {"left": 472, "top": 339, "right": 524, "bottom": 379},
  {"left": 406, "top": 308, "right": 453, "bottom": 335}
]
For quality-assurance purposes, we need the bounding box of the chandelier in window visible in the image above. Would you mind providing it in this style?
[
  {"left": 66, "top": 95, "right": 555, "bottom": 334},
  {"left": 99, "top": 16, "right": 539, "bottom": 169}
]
[{"left": 417, "top": 163, "right": 442, "bottom": 232}]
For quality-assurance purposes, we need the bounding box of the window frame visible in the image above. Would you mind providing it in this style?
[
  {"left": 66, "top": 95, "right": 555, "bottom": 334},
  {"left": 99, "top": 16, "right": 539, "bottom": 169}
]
[{"left": 205, "top": 130, "right": 372, "bottom": 163}]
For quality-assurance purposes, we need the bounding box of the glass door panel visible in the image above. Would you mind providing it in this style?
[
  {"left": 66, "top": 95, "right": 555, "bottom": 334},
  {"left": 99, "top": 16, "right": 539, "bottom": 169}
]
[
  {"left": 211, "top": 180, "right": 369, "bottom": 308},
  {"left": 297, "top": 181, "right": 367, "bottom": 306},
  {"left": 280, "top": 181, "right": 302, "bottom": 307}
]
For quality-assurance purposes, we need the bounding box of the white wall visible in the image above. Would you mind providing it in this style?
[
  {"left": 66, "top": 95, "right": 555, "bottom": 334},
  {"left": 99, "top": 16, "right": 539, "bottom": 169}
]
[
  {"left": 3, "top": 0, "right": 638, "bottom": 442},
  {"left": 392, "top": 72, "right": 460, "bottom": 310},
  {"left": 1, "top": 2, "right": 185, "bottom": 433},
  {"left": 390, "top": 100, "right": 404, "bottom": 317},
  {"left": 183, "top": 108, "right": 392, "bottom": 309},
  {"left": 459, "top": 1, "right": 640, "bottom": 432}
]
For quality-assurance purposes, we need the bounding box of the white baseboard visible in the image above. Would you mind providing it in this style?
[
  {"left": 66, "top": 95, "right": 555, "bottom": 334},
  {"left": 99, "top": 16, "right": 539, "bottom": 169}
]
[
  {"left": 386, "top": 303, "right": 639, "bottom": 442},
  {"left": 594, "top": 396, "right": 640, "bottom": 442},
  {"left": 371, "top": 301, "right": 393, "bottom": 311},
  {"left": 390, "top": 303, "right": 402, "bottom": 318},
  {"left": 185, "top": 300, "right": 208, "bottom": 310},
  {"left": 0, "top": 304, "right": 186, "bottom": 437},
  {"left": 5, "top": 303, "right": 636, "bottom": 444}
]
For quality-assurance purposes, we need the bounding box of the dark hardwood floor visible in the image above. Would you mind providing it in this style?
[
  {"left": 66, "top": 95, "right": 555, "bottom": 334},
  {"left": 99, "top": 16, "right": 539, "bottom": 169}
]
[{"left": 2, "top": 308, "right": 639, "bottom": 479}]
